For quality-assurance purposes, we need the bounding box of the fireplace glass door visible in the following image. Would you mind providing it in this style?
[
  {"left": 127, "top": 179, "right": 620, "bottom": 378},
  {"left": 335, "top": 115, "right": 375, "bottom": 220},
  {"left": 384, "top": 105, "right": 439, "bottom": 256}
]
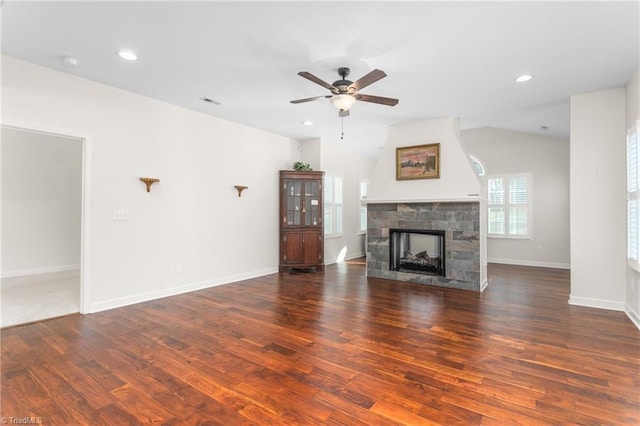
[{"left": 390, "top": 229, "right": 445, "bottom": 276}]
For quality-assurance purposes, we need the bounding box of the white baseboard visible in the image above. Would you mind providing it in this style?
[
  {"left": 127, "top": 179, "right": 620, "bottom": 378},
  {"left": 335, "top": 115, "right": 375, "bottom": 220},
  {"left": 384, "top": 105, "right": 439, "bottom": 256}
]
[
  {"left": 2, "top": 264, "right": 80, "bottom": 278},
  {"left": 346, "top": 252, "right": 366, "bottom": 260},
  {"left": 480, "top": 278, "right": 488, "bottom": 292},
  {"left": 568, "top": 295, "right": 625, "bottom": 312},
  {"left": 86, "top": 267, "right": 278, "bottom": 314},
  {"left": 625, "top": 304, "right": 640, "bottom": 330},
  {"left": 324, "top": 252, "right": 366, "bottom": 266},
  {"left": 488, "top": 258, "right": 570, "bottom": 269}
]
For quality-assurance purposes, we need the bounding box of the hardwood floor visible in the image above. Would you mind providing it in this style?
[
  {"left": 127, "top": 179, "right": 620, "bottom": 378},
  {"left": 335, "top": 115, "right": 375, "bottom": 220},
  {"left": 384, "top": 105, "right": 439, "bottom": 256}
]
[{"left": 2, "top": 261, "right": 639, "bottom": 424}]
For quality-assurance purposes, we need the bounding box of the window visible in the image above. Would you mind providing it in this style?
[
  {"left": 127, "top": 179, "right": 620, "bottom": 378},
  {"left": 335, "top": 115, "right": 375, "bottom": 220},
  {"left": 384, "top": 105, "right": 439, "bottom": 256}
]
[
  {"left": 487, "top": 174, "right": 530, "bottom": 238},
  {"left": 324, "top": 174, "right": 343, "bottom": 236},
  {"left": 469, "top": 155, "right": 486, "bottom": 177},
  {"left": 359, "top": 180, "right": 368, "bottom": 234},
  {"left": 628, "top": 121, "right": 640, "bottom": 268}
]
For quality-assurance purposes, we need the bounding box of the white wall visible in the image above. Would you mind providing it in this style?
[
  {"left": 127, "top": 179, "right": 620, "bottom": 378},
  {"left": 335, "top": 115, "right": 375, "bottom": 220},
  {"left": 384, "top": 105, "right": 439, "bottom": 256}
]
[
  {"left": 299, "top": 138, "right": 322, "bottom": 171},
  {"left": 1, "top": 127, "right": 83, "bottom": 276},
  {"left": 368, "top": 117, "right": 480, "bottom": 202},
  {"left": 461, "top": 128, "right": 570, "bottom": 269},
  {"left": 626, "top": 70, "right": 640, "bottom": 328},
  {"left": 320, "top": 140, "right": 376, "bottom": 263},
  {"left": 626, "top": 70, "right": 639, "bottom": 127},
  {"left": 2, "top": 55, "right": 299, "bottom": 312},
  {"left": 570, "top": 88, "right": 627, "bottom": 310}
]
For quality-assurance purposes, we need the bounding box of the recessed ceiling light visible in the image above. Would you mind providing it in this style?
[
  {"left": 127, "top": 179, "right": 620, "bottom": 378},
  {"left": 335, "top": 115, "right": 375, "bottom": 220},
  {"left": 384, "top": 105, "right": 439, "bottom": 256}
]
[
  {"left": 117, "top": 50, "right": 138, "bottom": 61},
  {"left": 302, "top": 120, "right": 313, "bottom": 126},
  {"left": 61, "top": 55, "right": 78, "bottom": 68},
  {"left": 515, "top": 74, "right": 533, "bottom": 83}
]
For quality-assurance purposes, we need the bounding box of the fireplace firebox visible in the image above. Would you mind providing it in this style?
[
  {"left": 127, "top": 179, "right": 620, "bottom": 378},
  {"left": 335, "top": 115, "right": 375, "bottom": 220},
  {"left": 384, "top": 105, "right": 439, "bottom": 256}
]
[{"left": 390, "top": 229, "right": 445, "bottom": 276}]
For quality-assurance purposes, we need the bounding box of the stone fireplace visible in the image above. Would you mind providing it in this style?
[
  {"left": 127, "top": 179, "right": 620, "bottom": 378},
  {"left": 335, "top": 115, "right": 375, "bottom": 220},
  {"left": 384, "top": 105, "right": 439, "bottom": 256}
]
[{"left": 367, "top": 202, "right": 481, "bottom": 291}]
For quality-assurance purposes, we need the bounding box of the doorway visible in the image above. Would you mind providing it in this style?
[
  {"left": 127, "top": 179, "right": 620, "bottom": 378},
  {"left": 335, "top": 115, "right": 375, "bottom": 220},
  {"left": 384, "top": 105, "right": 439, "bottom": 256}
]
[{"left": 1, "top": 126, "right": 85, "bottom": 327}]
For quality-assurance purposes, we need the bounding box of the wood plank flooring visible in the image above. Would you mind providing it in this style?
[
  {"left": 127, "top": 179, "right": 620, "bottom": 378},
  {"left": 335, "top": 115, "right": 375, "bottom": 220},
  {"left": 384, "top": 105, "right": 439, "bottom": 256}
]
[{"left": 2, "top": 261, "right": 639, "bottom": 425}]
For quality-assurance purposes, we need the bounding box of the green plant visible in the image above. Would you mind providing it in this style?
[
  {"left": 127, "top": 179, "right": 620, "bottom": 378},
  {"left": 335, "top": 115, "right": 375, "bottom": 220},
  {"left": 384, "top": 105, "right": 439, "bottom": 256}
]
[{"left": 293, "top": 162, "right": 312, "bottom": 171}]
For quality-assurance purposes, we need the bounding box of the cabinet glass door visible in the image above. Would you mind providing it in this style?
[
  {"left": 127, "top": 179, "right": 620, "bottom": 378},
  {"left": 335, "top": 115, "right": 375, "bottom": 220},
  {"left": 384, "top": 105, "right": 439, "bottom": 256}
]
[
  {"left": 304, "top": 181, "right": 320, "bottom": 226},
  {"left": 286, "top": 181, "right": 302, "bottom": 225}
]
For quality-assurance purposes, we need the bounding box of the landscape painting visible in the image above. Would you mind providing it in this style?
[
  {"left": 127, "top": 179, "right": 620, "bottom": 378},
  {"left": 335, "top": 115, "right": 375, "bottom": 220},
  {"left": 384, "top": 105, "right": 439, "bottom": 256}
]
[{"left": 396, "top": 143, "right": 440, "bottom": 180}]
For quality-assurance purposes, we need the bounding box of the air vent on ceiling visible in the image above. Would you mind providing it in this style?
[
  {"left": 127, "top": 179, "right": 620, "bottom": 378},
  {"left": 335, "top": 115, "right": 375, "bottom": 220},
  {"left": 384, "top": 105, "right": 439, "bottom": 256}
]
[{"left": 200, "top": 97, "right": 222, "bottom": 106}]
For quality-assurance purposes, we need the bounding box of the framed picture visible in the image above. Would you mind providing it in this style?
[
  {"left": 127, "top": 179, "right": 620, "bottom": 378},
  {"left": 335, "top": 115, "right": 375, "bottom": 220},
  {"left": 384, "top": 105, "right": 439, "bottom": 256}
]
[{"left": 396, "top": 143, "right": 440, "bottom": 180}]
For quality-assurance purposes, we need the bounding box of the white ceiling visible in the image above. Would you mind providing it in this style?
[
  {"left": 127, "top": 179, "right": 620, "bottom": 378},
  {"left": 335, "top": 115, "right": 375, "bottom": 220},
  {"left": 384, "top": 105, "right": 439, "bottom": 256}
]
[{"left": 2, "top": 1, "right": 638, "bottom": 157}]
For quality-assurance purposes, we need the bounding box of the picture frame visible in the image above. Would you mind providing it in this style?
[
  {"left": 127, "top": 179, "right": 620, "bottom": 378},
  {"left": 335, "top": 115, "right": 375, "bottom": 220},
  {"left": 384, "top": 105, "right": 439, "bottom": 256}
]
[{"left": 396, "top": 143, "right": 440, "bottom": 180}]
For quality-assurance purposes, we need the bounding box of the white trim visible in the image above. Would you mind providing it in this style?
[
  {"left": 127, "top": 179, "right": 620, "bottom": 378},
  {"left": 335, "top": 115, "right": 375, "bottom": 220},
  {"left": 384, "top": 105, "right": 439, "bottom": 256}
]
[
  {"left": 625, "top": 304, "right": 640, "bottom": 330},
  {"left": 324, "top": 251, "right": 366, "bottom": 266},
  {"left": 1, "top": 121, "right": 92, "bottom": 315},
  {"left": 359, "top": 179, "right": 368, "bottom": 234},
  {"left": 2, "top": 264, "right": 80, "bottom": 278},
  {"left": 487, "top": 235, "right": 531, "bottom": 240},
  {"left": 364, "top": 197, "right": 483, "bottom": 205},
  {"left": 488, "top": 258, "right": 570, "bottom": 269},
  {"left": 324, "top": 234, "right": 344, "bottom": 241},
  {"left": 86, "top": 267, "right": 278, "bottom": 313},
  {"left": 480, "top": 278, "right": 489, "bottom": 292},
  {"left": 568, "top": 296, "right": 625, "bottom": 312},
  {"left": 324, "top": 173, "right": 343, "bottom": 237}
]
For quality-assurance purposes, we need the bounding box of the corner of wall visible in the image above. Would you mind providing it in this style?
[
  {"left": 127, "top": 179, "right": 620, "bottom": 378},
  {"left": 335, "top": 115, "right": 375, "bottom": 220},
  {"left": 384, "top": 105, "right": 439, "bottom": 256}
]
[{"left": 300, "top": 138, "right": 322, "bottom": 171}]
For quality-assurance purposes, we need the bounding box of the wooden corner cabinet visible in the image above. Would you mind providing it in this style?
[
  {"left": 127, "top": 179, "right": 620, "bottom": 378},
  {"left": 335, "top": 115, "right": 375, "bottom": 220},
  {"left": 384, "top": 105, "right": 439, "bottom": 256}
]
[{"left": 279, "top": 170, "right": 325, "bottom": 272}]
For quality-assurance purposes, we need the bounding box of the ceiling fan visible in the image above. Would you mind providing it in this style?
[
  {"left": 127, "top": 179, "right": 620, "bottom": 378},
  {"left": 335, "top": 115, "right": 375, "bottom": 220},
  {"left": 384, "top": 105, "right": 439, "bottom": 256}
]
[{"left": 290, "top": 67, "right": 399, "bottom": 117}]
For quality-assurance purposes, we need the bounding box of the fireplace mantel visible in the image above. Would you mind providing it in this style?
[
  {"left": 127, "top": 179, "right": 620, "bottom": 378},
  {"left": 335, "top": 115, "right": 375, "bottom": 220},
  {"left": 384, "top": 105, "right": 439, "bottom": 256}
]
[{"left": 363, "top": 196, "right": 484, "bottom": 205}]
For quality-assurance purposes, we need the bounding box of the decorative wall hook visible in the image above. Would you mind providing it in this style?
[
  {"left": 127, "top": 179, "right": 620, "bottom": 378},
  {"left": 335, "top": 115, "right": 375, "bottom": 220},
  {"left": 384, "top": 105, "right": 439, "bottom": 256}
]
[
  {"left": 234, "top": 185, "right": 248, "bottom": 197},
  {"left": 140, "top": 177, "right": 160, "bottom": 192}
]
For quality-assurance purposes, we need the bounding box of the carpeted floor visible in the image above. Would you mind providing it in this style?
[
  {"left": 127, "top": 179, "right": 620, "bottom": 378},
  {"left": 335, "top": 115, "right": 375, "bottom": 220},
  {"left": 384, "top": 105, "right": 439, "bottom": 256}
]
[{"left": 1, "top": 269, "right": 80, "bottom": 327}]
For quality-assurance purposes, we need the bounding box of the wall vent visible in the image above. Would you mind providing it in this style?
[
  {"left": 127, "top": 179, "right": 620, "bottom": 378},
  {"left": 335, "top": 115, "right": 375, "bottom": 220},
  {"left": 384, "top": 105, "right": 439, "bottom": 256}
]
[{"left": 200, "top": 97, "right": 222, "bottom": 106}]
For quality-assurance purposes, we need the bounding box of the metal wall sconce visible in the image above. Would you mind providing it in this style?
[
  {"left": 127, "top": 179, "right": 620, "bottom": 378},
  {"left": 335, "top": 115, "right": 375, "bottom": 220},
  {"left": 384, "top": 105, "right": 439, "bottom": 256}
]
[
  {"left": 140, "top": 177, "right": 160, "bottom": 192},
  {"left": 234, "top": 185, "right": 248, "bottom": 197}
]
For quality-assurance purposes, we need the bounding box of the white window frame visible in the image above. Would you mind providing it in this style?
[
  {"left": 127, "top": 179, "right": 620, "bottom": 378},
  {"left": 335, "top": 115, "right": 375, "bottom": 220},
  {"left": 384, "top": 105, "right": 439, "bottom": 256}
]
[
  {"left": 324, "top": 173, "right": 343, "bottom": 237},
  {"left": 469, "top": 154, "right": 486, "bottom": 177},
  {"left": 627, "top": 120, "right": 640, "bottom": 272},
  {"left": 359, "top": 179, "right": 368, "bottom": 234},
  {"left": 487, "top": 173, "right": 532, "bottom": 239}
]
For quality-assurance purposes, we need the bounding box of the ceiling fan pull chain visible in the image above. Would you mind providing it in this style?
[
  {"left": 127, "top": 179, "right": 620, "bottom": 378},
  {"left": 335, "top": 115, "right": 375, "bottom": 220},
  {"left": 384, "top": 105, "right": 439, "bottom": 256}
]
[{"left": 341, "top": 116, "right": 344, "bottom": 140}]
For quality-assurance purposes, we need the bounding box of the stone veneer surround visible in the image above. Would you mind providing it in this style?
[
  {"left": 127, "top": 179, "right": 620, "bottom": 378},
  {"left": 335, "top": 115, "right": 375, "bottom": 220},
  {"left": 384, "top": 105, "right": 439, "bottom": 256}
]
[{"left": 367, "top": 202, "right": 481, "bottom": 291}]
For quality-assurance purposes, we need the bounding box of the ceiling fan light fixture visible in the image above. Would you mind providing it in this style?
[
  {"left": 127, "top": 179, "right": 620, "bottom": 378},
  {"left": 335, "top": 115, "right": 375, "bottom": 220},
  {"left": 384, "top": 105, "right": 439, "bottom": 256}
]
[{"left": 330, "top": 94, "right": 356, "bottom": 111}]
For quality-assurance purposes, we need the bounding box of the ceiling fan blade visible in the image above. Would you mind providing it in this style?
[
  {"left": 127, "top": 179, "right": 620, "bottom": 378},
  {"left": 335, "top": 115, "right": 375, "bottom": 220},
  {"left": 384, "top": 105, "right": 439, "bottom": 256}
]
[
  {"left": 339, "top": 109, "right": 350, "bottom": 118},
  {"left": 290, "top": 95, "right": 331, "bottom": 104},
  {"left": 349, "top": 69, "right": 387, "bottom": 92},
  {"left": 298, "top": 71, "right": 338, "bottom": 93},
  {"left": 354, "top": 93, "right": 399, "bottom": 106}
]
